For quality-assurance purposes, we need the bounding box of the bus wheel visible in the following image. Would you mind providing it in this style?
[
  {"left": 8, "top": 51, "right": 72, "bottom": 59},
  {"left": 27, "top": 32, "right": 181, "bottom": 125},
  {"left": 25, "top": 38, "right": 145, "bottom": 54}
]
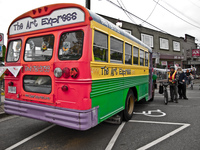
[{"left": 123, "top": 90, "right": 135, "bottom": 121}]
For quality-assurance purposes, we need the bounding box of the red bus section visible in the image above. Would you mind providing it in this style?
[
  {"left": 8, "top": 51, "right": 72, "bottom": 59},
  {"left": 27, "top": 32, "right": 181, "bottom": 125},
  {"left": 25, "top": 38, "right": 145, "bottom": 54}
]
[{"left": 4, "top": 4, "right": 97, "bottom": 130}]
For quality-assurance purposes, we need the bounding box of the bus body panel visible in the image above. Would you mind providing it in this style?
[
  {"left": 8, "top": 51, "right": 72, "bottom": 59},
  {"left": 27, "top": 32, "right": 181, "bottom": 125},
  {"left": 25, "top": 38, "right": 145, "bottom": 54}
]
[{"left": 4, "top": 3, "right": 152, "bottom": 130}]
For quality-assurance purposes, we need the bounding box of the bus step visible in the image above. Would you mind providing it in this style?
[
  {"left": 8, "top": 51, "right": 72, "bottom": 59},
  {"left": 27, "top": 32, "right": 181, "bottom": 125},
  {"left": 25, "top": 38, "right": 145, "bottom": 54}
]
[{"left": 104, "top": 115, "right": 122, "bottom": 125}]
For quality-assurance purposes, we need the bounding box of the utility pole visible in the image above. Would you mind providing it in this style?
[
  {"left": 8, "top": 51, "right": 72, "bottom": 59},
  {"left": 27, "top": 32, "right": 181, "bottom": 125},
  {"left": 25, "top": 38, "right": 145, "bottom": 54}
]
[{"left": 85, "top": 0, "right": 91, "bottom": 9}]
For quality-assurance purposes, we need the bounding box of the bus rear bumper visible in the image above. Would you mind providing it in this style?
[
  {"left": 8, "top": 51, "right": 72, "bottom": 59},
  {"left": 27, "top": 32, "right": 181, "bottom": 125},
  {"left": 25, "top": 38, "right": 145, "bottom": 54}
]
[{"left": 4, "top": 98, "right": 98, "bottom": 130}]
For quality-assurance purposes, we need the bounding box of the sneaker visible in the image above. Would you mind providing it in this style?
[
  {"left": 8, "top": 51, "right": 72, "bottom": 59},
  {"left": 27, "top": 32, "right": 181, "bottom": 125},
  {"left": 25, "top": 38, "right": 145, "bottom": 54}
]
[{"left": 184, "top": 97, "right": 188, "bottom": 100}]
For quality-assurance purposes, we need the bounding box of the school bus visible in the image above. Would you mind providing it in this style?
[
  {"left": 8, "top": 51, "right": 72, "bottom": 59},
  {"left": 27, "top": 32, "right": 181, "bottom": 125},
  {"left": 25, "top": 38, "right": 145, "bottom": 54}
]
[{"left": 3, "top": 3, "right": 153, "bottom": 130}]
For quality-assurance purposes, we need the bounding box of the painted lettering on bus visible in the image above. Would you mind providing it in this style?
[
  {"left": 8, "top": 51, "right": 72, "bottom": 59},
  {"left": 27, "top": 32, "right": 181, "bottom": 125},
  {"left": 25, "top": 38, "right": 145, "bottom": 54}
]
[
  {"left": 119, "top": 68, "right": 131, "bottom": 76},
  {"left": 101, "top": 66, "right": 109, "bottom": 75},
  {"left": 41, "top": 12, "right": 77, "bottom": 26},
  {"left": 26, "top": 20, "right": 38, "bottom": 29},
  {"left": 13, "top": 12, "right": 77, "bottom": 31},
  {"left": 25, "top": 65, "right": 50, "bottom": 72},
  {"left": 25, "top": 94, "right": 50, "bottom": 100},
  {"left": 100, "top": 66, "right": 131, "bottom": 76}
]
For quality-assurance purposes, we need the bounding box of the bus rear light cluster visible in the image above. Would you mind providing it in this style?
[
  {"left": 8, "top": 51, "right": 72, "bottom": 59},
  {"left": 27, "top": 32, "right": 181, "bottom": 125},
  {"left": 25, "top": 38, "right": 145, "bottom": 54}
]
[
  {"left": 8, "top": 81, "right": 14, "bottom": 86},
  {"left": 54, "top": 67, "right": 79, "bottom": 78},
  {"left": 62, "top": 67, "right": 70, "bottom": 78}
]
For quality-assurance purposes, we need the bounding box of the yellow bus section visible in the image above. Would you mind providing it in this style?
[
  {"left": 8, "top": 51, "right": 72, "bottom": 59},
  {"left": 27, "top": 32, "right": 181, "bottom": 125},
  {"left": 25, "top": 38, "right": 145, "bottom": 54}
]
[
  {"left": 91, "top": 62, "right": 149, "bottom": 80},
  {"left": 90, "top": 20, "right": 149, "bottom": 80}
]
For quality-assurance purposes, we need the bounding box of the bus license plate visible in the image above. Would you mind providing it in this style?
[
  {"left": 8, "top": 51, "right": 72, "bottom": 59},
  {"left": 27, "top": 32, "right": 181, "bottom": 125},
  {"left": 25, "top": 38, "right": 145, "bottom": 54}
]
[{"left": 8, "top": 86, "right": 16, "bottom": 94}]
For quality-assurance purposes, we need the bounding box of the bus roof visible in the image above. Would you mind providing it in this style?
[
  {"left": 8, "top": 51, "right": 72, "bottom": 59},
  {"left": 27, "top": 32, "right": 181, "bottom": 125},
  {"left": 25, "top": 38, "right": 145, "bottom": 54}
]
[
  {"left": 88, "top": 10, "right": 152, "bottom": 53},
  {"left": 8, "top": 3, "right": 152, "bottom": 53}
]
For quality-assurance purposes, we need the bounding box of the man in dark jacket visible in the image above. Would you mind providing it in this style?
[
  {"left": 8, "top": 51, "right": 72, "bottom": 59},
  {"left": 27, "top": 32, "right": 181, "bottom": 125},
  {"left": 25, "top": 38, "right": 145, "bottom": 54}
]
[{"left": 177, "top": 67, "right": 188, "bottom": 100}]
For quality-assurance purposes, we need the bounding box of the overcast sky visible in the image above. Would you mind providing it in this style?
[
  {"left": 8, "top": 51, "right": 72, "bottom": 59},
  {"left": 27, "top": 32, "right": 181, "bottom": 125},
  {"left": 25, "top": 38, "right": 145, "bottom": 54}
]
[{"left": 0, "top": 0, "right": 200, "bottom": 45}]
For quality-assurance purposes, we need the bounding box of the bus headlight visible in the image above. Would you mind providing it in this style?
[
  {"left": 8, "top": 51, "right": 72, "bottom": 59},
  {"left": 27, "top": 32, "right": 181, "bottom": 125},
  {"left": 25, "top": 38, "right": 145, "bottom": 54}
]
[{"left": 54, "top": 68, "right": 62, "bottom": 78}]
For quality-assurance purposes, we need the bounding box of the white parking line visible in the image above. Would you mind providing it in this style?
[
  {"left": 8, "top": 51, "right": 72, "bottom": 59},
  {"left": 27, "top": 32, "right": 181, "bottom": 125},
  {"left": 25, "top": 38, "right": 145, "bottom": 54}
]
[
  {"left": 5, "top": 124, "right": 55, "bottom": 150},
  {"left": 105, "top": 122, "right": 126, "bottom": 150},
  {"left": 105, "top": 120, "right": 190, "bottom": 150},
  {"left": 129, "top": 120, "right": 190, "bottom": 150}
]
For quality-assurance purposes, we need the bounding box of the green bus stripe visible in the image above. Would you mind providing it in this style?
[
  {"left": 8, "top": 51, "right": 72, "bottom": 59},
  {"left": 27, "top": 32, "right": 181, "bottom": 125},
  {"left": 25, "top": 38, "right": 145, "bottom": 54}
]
[{"left": 91, "top": 75, "right": 149, "bottom": 123}]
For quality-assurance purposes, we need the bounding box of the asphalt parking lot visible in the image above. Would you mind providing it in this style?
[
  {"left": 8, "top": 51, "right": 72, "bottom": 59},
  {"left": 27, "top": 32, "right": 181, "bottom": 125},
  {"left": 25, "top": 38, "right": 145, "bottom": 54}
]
[{"left": 0, "top": 82, "right": 200, "bottom": 150}]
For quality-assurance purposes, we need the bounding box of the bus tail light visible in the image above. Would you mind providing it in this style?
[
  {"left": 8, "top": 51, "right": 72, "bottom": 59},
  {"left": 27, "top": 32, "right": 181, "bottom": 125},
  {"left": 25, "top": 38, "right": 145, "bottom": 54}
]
[
  {"left": 62, "top": 67, "right": 70, "bottom": 78},
  {"left": 62, "top": 85, "right": 68, "bottom": 91},
  {"left": 54, "top": 68, "right": 62, "bottom": 78},
  {"left": 70, "top": 68, "right": 79, "bottom": 78},
  {"left": 8, "top": 81, "right": 14, "bottom": 86}
]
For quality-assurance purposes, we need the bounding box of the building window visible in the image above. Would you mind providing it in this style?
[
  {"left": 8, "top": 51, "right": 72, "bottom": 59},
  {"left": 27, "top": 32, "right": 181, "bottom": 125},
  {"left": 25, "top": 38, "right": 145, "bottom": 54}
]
[
  {"left": 141, "top": 33, "right": 153, "bottom": 48},
  {"left": 160, "top": 38, "right": 169, "bottom": 50},
  {"left": 145, "top": 52, "right": 148, "bottom": 66},
  {"left": 173, "top": 41, "right": 180, "bottom": 51},
  {"left": 140, "top": 49, "right": 144, "bottom": 66},
  {"left": 93, "top": 30, "right": 108, "bottom": 62},
  {"left": 110, "top": 37, "right": 123, "bottom": 63},
  {"left": 133, "top": 46, "right": 139, "bottom": 65},
  {"left": 123, "top": 29, "right": 132, "bottom": 34},
  {"left": 125, "top": 43, "right": 132, "bottom": 64}
]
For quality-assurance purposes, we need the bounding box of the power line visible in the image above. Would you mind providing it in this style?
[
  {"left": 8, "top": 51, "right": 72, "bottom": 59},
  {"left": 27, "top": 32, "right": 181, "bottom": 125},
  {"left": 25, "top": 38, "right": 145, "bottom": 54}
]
[
  {"left": 117, "top": 0, "right": 136, "bottom": 24},
  {"left": 106, "top": 0, "right": 168, "bottom": 34},
  {"left": 141, "top": 0, "right": 159, "bottom": 25},
  {"left": 152, "top": 0, "right": 200, "bottom": 30},
  {"left": 161, "top": 0, "right": 200, "bottom": 27}
]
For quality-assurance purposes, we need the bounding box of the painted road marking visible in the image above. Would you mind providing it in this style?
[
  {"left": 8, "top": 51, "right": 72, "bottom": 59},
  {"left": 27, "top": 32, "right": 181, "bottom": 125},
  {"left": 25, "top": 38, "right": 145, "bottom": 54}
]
[
  {"left": 0, "top": 116, "right": 19, "bottom": 123},
  {"left": 133, "top": 109, "right": 166, "bottom": 117},
  {"left": 5, "top": 124, "right": 56, "bottom": 150},
  {"left": 105, "top": 120, "right": 190, "bottom": 150},
  {"left": 129, "top": 120, "right": 190, "bottom": 150},
  {"left": 105, "top": 122, "right": 126, "bottom": 150}
]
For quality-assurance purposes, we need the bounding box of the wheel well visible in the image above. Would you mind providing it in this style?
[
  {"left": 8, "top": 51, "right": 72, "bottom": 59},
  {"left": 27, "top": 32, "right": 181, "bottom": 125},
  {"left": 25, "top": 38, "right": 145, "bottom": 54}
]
[{"left": 130, "top": 87, "right": 138, "bottom": 102}]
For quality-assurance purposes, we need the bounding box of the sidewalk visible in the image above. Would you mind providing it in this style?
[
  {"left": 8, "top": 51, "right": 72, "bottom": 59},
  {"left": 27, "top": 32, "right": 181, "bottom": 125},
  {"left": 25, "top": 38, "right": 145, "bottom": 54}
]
[{"left": 0, "top": 95, "right": 5, "bottom": 115}]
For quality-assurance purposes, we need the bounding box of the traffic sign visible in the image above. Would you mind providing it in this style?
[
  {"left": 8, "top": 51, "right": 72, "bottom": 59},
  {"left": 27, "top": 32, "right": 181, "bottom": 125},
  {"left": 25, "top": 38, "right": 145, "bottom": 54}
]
[
  {"left": 0, "top": 33, "right": 4, "bottom": 45},
  {"left": 0, "top": 45, "right": 2, "bottom": 57}
]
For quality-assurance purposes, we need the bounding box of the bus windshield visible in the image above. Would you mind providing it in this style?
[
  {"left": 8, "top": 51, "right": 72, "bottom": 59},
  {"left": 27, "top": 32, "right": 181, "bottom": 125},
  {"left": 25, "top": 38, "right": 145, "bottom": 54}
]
[
  {"left": 24, "top": 35, "right": 54, "bottom": 61},
  {"left": 58, "top": 30, "right": 84, "bottom": 60}
]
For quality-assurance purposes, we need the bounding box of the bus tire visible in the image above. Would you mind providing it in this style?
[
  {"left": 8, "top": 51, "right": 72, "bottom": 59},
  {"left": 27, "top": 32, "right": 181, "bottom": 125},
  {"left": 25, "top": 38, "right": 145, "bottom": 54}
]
[{"left": 123, "top": 90, "right": 135, "bottom": 121}]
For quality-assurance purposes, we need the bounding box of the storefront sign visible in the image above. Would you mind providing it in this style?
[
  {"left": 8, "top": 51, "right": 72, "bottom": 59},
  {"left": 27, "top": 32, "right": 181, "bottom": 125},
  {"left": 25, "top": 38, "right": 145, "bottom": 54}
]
[
  {"left": 161, "top": 61, "right": 167, "bottom": 66},
  {"left": 192, "top": 49, "right": 200, "bottom": 57},
  {"left": 9, "top": 8, "right": 85, "bottom": 35}
]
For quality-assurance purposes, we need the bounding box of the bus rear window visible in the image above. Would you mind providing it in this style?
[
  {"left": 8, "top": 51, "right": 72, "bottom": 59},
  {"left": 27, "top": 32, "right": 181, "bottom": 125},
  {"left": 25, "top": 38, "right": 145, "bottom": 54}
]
[
  {"left": 24, "top": 35, "right": 54, "bottom": 61},
  {"left": 58, "top": 30, "right": 84, "bottom": 60},
  {"left": 7, "top": 40, "right": 22, "bottom": 62},
  {"left": 23, "top": 75, "right": 52, "bottom": 94}
]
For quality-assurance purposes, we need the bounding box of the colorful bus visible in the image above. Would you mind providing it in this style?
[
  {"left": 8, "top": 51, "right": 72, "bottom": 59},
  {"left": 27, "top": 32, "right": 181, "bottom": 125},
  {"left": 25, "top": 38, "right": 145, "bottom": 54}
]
[{"left": 3, "top": 3, "right": 153, "bottom": 130}]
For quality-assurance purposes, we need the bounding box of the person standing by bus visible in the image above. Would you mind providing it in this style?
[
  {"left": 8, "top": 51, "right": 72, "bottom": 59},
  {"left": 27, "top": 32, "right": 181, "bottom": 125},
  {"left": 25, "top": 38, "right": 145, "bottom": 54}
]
[
  {"left": 186, "top": 69, "right": 190, "bottom": 87},
  {"left": 168, "top": 66, "right": 178, "bottom": 103},
  {"left": 177, "top": 67, "right": 188, "bottom": 100}
]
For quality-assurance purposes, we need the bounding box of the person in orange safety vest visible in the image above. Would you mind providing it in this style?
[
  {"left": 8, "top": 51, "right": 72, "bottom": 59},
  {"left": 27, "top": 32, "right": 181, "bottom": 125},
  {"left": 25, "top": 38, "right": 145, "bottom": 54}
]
[{"left": 168, "top": 66, "right": 178, "bottom": 103}]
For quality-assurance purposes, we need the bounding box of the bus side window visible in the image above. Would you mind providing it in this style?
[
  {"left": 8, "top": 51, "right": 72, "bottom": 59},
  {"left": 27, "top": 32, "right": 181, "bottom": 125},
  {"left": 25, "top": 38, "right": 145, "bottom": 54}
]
[
  {"left": 140, "top": 49, "right": 144, "bottom": 66},
  {"left": 133, "top": 46, "right": 139, "bottom": 65},
  {"left": 145, "top": 52, "right": 148, "bottom": 66},
  {"left": 125, "top": 43, "right": 132, "bottom": 65},
  {"left": 110, "top": 37, "right": 123, "bottom": 64},
  {"left": 93, "top": 30, "right": 108, "bottom": 62}
]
